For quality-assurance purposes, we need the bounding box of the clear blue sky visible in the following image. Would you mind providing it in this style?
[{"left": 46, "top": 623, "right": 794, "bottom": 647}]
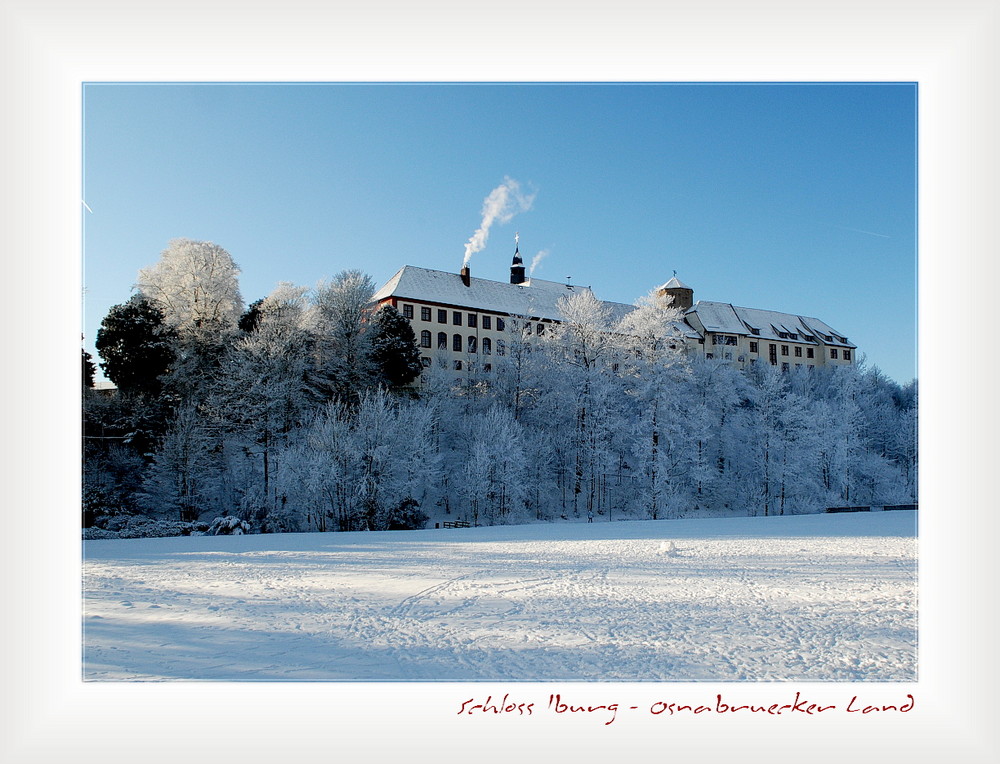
[{"left": 82, "top": 82, "right": 916, "bottom": 383}]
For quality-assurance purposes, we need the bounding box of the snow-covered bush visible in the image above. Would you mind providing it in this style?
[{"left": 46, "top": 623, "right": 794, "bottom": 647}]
[
  {"left": 83, "top": 527, "right": 120, "bottom": 540},
  {"left": 117, "top": 518, "right": 195, "bottom": 538},
  {"left": 209, "top": 516, "right": 251, "bottom": 535},
  {"left": 387, "top": 498, "right": 428, "bottom": 530}
]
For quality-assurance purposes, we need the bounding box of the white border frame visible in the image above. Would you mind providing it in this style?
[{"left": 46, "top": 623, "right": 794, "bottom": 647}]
[{"left": 5, "top": 1, "right": 996, "bottom": 760}]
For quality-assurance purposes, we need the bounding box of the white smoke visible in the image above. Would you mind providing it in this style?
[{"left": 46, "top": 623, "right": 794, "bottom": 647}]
[
  {"left": 529, "top": 249, "right": 549, "bottom": 276},
  {"left": 463, "top": 177, "right": 535, "bottom": 267}
]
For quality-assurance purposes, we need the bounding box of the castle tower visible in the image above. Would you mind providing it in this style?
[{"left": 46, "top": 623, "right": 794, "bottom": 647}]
[
  {"left": 656, "top": 274, "right": 694, "bottom": 311},
  {"left": 510, "top": 232, "right": 526, "bottom": 285}
]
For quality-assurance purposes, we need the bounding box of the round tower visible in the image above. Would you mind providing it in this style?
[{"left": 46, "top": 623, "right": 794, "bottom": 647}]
[{"left": 656, "top": 275, "right": 693, "bottom": 311}]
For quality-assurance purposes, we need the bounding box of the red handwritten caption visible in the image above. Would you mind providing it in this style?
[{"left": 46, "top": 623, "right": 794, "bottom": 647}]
[{"left": 457, "top": 693, "right": 915, "bottom": 725}]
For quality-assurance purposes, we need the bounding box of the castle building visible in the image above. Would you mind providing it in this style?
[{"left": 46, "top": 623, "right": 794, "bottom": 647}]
[{"left": 371, "top": 241, "right": 856, "bottom": 377}]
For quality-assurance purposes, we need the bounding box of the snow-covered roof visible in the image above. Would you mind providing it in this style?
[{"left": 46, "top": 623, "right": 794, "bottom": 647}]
[
  {"left": 658, "top": 276, "right": 691, "bottom": 290},
  {"left": 372, "top": 265, "right": 637, "bottom": 323},
  {"left": 688, "top": 301, "right": 855, "bottom": 347}
]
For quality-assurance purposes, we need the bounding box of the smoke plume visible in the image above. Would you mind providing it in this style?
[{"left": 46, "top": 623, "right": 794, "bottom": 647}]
[
  {"left": 463, "top": 177, "right": 535, "bottom": 267},
  {"left": 529, "top": 249, "right": 549, "bottom": 276}
]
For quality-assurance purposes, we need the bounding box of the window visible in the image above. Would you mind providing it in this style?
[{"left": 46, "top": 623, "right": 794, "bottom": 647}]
[
  {"left": 794, "top": 346, "right": 802, "bottom": 357},
  {"left": 454, "top": 360, "right": 462, "bottom": 371},
  {"left": 437, "top": 309, "right": 447, "bottom": 324},
  {"left": 769, "top": 344, "right": 777, "bottom": 365},
  {"left": 482, "top": 338, "right": 492, "bottom": 355},
  {"left": 496, "top": 317, "right": 505, "bottom": 332},
  {"left": 421, "top": 357, "right": 431, "bottom": 368},
  {"left": 706, "top": 353, "right": 714, "bottom": 359},
  {"left": 468, "top": 313, "right": 477, "bottom": 328},
  {"left": 830, "top": 348, "right": 839, "bottom": 359},
  {"left": 807, "top": 348, "right": 814, "bottom": 359},
  {"left": 420, "top": 330, "right": 431, "bottom": 348},
  {"left": 496, "top": 339, "right": 506, "bottom": 356},
  {"left": 749, "top": 341, "right": 758, "bottom": 353},
  {"left": 750, "top": 327, "right": 761, "bottom": 336},
  {"left": 402, "top": 304, "right": 413, "bottom": 319},
  {"left": 482, "top": 315, "right": 492, "bottom": 330},
  {"left": 437, "top": 332, "right": 447, "bottom": 350},
  {"left": 484, "top": 363, "right": 492, "bottom": 373},
  {"left": 453, "top": 334, "right": 462, "bottom": 352},
  {"left": 782, "top": 362, "right": 790, "bottom": 372},
  {"left": 713, "top": 334, "right": 737, "bottom": 346},
  {"left": 844, "top": 349, "right": 851, "bottom": 361},
  {"left": 781, "top": 345, "right": 789, "bottom": 356},
  {"left": 453, "top": 311, "right": 462, "bottom": 326},
  {"left": 421, "top": 307, "right": 431, "bottom": 321},
  {"left": 724, "top": 352, "right": 732, "bottom": 360},
  {"left": 536, "top": 323, "right": 544, "bottom": 335},
  {"left": 468, "top": 336, "right": 477, "bottom": 354}
]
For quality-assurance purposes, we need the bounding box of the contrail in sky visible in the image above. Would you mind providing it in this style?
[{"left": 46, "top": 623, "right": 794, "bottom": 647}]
[
  {"left": 463, "top": 177, "right": 535, "bottom": 267},
  {"left": 82, "top": 200, "right": 93, "bottom": 213}
]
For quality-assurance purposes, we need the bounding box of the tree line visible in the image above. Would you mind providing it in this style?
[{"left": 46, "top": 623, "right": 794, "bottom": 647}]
[{"left": 83, "top": 238, "right": 917, "bottom": 535}]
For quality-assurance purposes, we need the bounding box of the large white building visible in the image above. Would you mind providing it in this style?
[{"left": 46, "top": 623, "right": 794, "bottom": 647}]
[{"left": 371, "top": 242, "right": 856, "bottom": 377}]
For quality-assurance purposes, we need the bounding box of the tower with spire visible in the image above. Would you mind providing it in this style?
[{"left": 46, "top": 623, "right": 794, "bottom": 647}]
[{"left": 510, "top": 232, "right": 526, "bottom": 285}]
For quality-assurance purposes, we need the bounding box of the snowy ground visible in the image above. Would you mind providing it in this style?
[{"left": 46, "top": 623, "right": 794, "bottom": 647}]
[{"left": 83, "top": 511, "right": 917, "bottom": 682}]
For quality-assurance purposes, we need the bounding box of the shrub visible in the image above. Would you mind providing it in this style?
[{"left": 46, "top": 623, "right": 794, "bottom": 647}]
[{"left": 209, "top": 516, "right": 251, "bottom": 535}]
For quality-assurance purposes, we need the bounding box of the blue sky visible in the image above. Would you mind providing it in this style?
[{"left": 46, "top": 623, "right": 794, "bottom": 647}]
[{"left": 82, "top": 82, "right": 916, "bottom": 383}]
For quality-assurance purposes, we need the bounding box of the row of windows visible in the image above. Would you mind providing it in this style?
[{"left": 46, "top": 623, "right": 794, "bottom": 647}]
[
  {"left": 420, "top": 357, "right": 495, "bottom": 373},
  {"left": 745, "top": 342, "right": 850, "bottom": 361},
  {"left": 419, "top": 331, "right": 506, "bottom": 356},
  {"left": 401, "top": 303, "right": 506, "bottom": 331}
]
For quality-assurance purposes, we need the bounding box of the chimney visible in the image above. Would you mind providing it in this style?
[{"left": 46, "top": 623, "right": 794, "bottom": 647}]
[{"left": 460, "top": 264, "right": 471, "bottom": 287}]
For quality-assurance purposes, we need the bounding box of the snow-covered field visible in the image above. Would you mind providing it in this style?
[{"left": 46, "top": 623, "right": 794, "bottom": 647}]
[{"left": 83, "top": 511, "right": 917, "bottom": 682}]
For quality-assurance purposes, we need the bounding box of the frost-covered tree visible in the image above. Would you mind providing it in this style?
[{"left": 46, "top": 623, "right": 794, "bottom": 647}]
[
  {"left": 205, "top": 282, "right": 312, "bottom": 527},
  {"left": 136, "top": 238, "right": 243, "bottom": 336},
  {"left": 141, "top": 404, "right": 219, "bottom": 521},
  {"left": 306, "top": 270, "right": 376, "bottom": 403},
  {"left": 367, "top": 305, "right": 422, "bottom": 389},
  {"left": 95, "top": 294, "right": 177, "bottom": 396},
  {"left": 462, "top": 406, "right": 528, "bottom": 525},
  {"left": 616, "top": 291, "right": 688, "bottom": 519}
]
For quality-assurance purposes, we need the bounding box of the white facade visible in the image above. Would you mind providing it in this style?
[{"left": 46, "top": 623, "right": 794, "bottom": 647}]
[{"left": 371, "top": 260, "right": 856, "bottom": 378}]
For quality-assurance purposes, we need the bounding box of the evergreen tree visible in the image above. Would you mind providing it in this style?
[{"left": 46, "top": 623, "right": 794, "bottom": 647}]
[
  {"left": 95, "top": 294, "right": 177, "bottom": 396},
  {"left": 82, "top": 349, "right": 96, "bottom": 388},
  {"left": 238, "top": 298, "right": 265, "bottom": 333},
  {"left": 367, "top": 305, "right": 422, "bottom": 389}
]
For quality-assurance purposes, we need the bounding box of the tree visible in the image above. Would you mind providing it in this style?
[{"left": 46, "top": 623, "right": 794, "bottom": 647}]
[
  {"left": 95, "top": 294, "right": 177, "bottom": 396},
  {"left": 305, "top": 270, "right": 376, "bottom": 403},
  {"left": 141, "top": 404, "right": 219, "bottom": 521},
  {"left": 615, "top": 291, "right": 688, "bottom": 519},
  {"left": 136, "top": 238, "right": 243, "bottom": 337},
  {"left": 367, "top": 305, "right": 422, "bottom": 389},
  {"left": 82, "top": 349, "right": 96, "bottom": 388},
  {"left": 204, "top": 283, "right": 312, "bottom": 527},
  {"left": 238, "top": 298, "right": 265, "bottom": 333}
]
